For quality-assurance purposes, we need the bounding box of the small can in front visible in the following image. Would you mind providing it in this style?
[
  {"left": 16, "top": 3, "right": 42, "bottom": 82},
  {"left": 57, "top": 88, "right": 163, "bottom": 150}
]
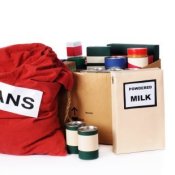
[
  {"left": 78, "top": 125, "right": 99, "bottom": 160},
  {"left": 66, "top": 121, "right": 85, "bottom": 154}
]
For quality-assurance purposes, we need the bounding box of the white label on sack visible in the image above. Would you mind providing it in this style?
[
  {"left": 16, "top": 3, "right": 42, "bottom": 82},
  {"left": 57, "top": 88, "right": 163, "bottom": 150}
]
[
  {"left": 124, "top": 80, "right": 157, "bottom": 109},
  {"left": 0, "top": 82, "right": 43, "bottom": 118}
]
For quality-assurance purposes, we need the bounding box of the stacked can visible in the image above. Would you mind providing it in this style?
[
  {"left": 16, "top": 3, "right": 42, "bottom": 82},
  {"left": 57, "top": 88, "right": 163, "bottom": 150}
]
[
  {"left": 104, "top": 56, "right": 127, "bottom": 70},
  {"left": 78, "top": 126, "right": 99, "bottom": 160},
  {"left": 67, "top": 42, "right": 82, "bottom": 57},
  {"left": 66, "top": 121, "right": 85, "bottom": 154},
  {"left": 66, "top": 42, "right": 86, "bottom": 70},
  {"left": 127, "top": 48, "right": 148, "bottom": 68}
]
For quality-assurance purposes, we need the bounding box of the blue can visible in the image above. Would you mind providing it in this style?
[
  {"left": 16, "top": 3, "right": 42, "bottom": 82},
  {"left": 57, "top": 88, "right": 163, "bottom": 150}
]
[{"left": 105, "top": 56, "right": 127, "bottom": 69}]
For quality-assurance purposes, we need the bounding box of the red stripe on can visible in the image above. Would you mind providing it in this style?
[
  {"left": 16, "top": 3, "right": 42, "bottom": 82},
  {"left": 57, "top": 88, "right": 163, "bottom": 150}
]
[
  {"left": 67, "top": 46, "right": 82, "bottom": 57},
  {"left": 128, "top": 63, "right": 141, "bottom": 69}
]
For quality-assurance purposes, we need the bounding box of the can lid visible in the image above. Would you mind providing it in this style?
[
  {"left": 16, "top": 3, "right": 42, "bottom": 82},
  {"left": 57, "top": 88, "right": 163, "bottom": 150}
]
[
  {"left": 78, "top": 125, "right": 98, "bottom": 136},
  {"left": 107, "top": 67, "right": 123, "bottom": 71},
  {"left": 105, "top": 56, "right": 127, "bottom": 59},
  {"left": 88, "top": 67, "right": 105, "bottom": 71},
  {"left": 80, "top": 67, "right": 106, "bottom": 73},
  {"left": 66, "top": 121, "right": 85, "bottom": 130},
  {"left": 127, "top": 48, "right": 147, "bottom": 56}
]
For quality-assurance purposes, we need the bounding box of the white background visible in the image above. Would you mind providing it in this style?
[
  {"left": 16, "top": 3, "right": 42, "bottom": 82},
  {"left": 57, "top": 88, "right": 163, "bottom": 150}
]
[{"left": 0, "top": 0, "right": 174, "bottom": 174}]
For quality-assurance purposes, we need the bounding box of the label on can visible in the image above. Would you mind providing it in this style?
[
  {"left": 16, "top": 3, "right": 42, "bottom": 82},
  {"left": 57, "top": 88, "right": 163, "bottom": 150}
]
[
  {"left": 128, "top": 57, "right": 148, "bottom": 68},
  {"left": 78, "top": 134, "right": 98, "bottom": 151},
  {"left": 66, "top": 129, "right": 78, "bottom": 146}
]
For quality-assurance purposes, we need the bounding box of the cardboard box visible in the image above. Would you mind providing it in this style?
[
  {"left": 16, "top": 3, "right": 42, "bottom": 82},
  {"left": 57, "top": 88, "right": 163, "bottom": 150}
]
[
  {"left": 59, "top": 60, "right": 162, "bottom": 145},
  {"left": 70, "top": 71, "right": 112, "bottom": 144},
  {"left": 111, "top": 68, "right": 164, "bottom": 154}
]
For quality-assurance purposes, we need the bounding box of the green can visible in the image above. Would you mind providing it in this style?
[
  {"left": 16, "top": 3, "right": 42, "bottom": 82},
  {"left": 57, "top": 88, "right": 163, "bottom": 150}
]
[
  {"left": 67, "top": 56, "right": 86, "bottom": 70},
  {"left": 78, "top": 126, "right": 99, "bottom": 160},
  {"left": 66, "top": 121, "right": 85, "bottom": 154}
]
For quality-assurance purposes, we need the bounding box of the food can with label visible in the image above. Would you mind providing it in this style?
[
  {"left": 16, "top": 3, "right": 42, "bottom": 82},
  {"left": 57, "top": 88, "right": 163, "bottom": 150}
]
[
  {"left": 66, "top": 121, "right": 85, "bottom": 154},
  {"left": 127, "top": 48, "right": 148, "bottom": 68},
  {"left": 105, "top": 56, "right": 127, "bottom": 69},
  {"left": 78, "top": 125, "right": 99, "bottom": 160}
]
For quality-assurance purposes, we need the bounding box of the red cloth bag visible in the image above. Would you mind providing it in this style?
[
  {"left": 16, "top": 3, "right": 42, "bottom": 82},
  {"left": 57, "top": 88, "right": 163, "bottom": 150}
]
[{"left": 0, "top": 43, "right": 73, "bottom": 155}]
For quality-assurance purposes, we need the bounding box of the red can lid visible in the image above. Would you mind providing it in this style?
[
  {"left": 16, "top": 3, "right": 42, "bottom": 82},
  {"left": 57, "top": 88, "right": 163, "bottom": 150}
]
[{"left": 127, "top": 48, "right": 148, "bottom": 56}]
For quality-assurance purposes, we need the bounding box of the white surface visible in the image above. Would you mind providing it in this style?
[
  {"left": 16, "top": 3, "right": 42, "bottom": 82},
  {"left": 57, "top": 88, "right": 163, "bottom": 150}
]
[
  {"left": 0, "top": 145, "right": 168, "bottom": 175},
  {"left": 0, "top": 0, "right": 174, "bottom": 175}
]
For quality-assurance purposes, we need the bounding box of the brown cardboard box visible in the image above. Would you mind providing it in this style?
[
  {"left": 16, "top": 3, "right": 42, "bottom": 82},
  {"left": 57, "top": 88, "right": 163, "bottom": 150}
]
[
  {"left": 70, "top": 72, "right": 112, "bottom": 144},
  {"left": 59, "top": 60, "right": 162, "bottom": 145},
  {"left": 111, "top": 68, "right": 164, "bottom": 154}
]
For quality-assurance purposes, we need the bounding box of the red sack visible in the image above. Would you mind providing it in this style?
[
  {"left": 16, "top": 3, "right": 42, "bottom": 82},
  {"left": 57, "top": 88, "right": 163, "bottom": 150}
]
[{"left": 0, "top": 43, "right": 73, "bottom": 155}]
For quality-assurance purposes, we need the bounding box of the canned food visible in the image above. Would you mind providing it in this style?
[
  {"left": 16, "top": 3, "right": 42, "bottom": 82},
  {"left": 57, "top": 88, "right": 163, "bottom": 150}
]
[
  {"left": 66, "top": 121, "right": 85, "bottom": 154},
  {"left": 78, "top": 125, "right": 99, "bottom": 160},
  {"left": 105, "top": 56, "right": 127, "bottom": 69},
  {"left": 127, "top": 48, "right": 148, "bottom": 68}
]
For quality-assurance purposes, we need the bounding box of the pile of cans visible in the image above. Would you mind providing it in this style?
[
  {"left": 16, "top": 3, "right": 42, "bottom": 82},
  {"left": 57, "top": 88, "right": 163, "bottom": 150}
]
[
  {"left": 64, "top": 43, "right": 153, "bottom": 72},
  {"left": 91, "top": 47, "right": 149, "bottom": 71},
  {"left": 66, "top": 121, "right": 99, "bottom": 160}
]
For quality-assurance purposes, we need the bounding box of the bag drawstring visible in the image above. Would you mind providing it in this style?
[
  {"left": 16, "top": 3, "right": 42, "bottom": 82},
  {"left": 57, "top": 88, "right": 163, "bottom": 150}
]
[{"left": 64, "top": 91, "right": 72, "bottom": 123}]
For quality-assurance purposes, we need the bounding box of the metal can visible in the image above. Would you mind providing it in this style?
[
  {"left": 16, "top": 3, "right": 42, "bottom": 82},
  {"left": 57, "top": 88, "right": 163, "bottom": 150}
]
[
  {"left": 127, "top": 48, "right": 148, "bottom": 68},
  {"left": 105, "top": 56, "right": 127, "bottom": 69},
  {"left": 66, "top": 121, "right": 85, "bottom": 154},
  {"left": 78, "top": 125, "right": 99, "bottom": 160},
  {"left": 66, "top": 41, "right": 82, "bottom": 57},
  {"left": 67, "top": 56, "right": 86, "bottom": 70}
]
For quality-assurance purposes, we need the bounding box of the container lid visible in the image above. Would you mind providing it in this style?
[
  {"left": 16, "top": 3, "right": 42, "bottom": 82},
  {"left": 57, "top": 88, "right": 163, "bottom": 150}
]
[
  {"left": 107, "top": 67, "right": 123, "bottom": 71},
  {"left": 105, "top": 56, "right": 127, "bottom": 59},
  {"left": 66, "top": 121, "right": 85, "bottom": 130},
  {"left": 78, "top": 125, "right": 98, "bottom": 135}
]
